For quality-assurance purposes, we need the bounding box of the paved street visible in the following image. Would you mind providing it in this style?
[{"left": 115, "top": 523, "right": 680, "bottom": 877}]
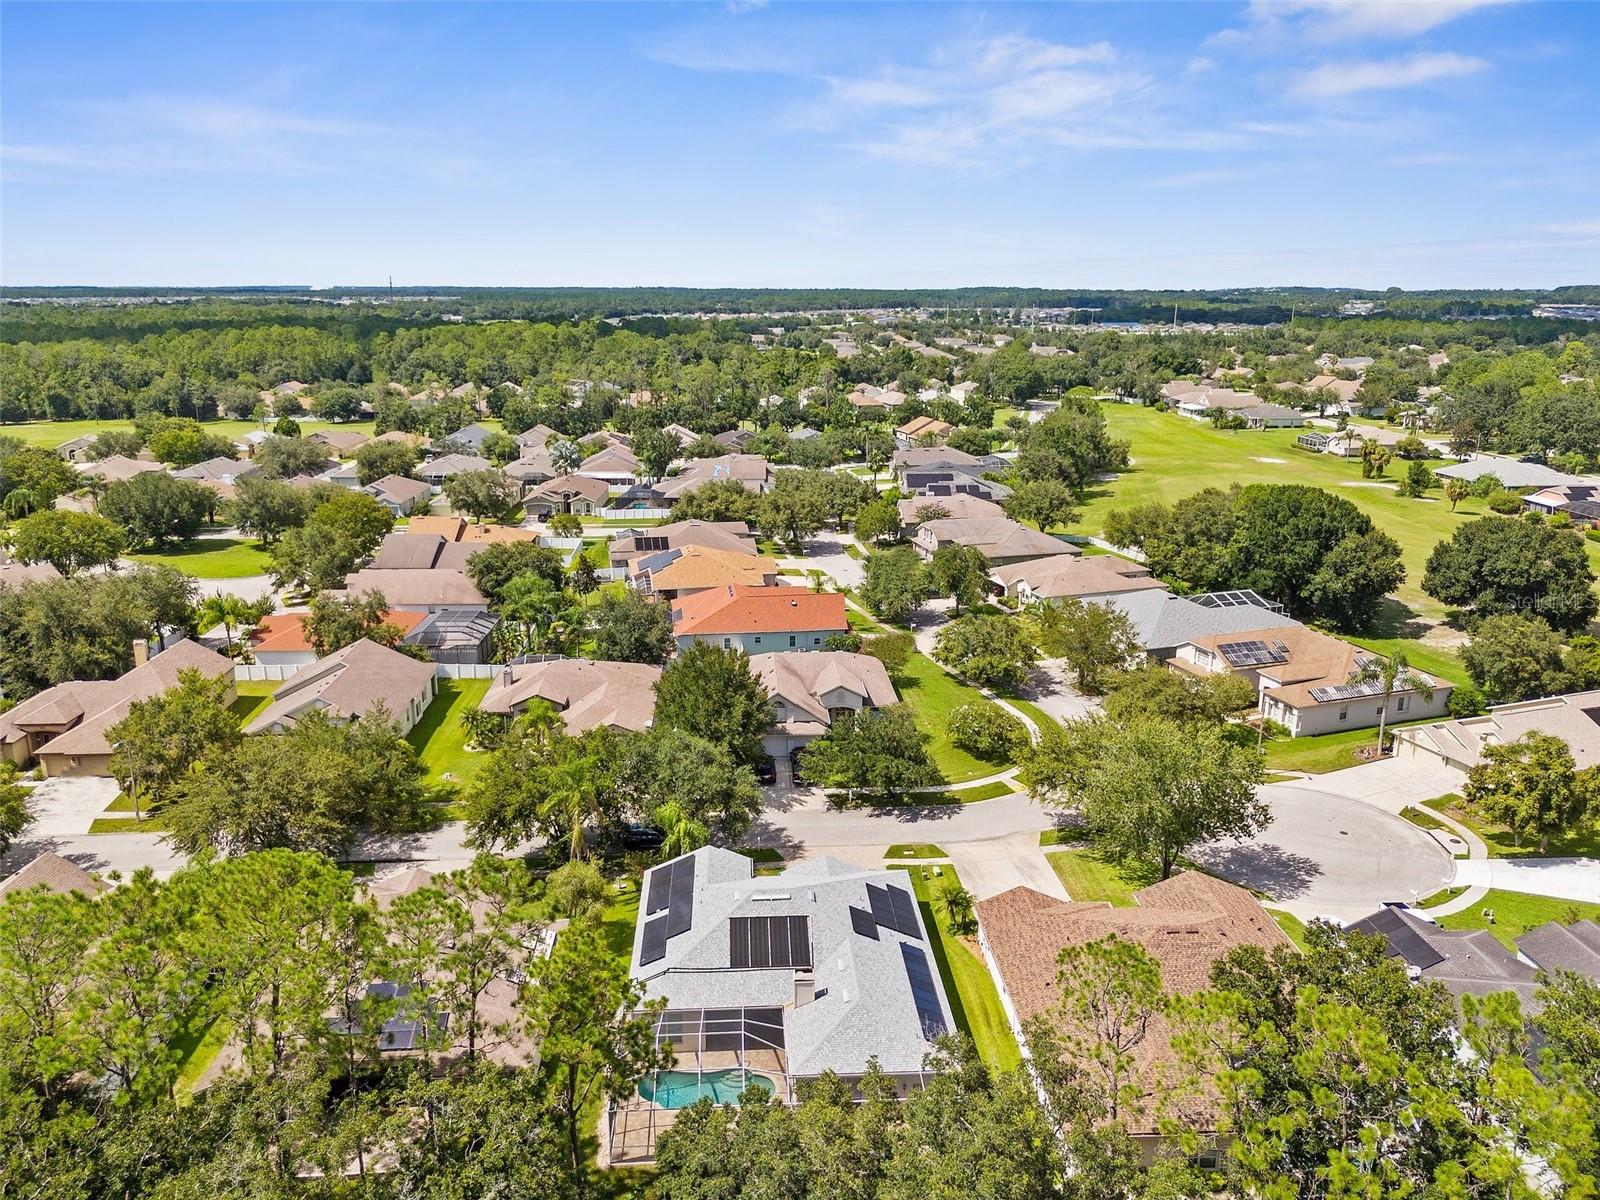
[{"left": 1189, "top": 782, "right": 1454, "bottom": 923}]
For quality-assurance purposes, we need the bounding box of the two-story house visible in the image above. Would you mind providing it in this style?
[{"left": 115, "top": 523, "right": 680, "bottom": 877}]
[{"left": 671, "top": 586, "right": 849, "bottom": 655}]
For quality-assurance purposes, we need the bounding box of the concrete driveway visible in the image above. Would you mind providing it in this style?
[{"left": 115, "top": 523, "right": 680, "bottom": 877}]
[
  {"left": 1452, "top": 858, "right": 1600, "bottom": 903},
  {"left": 1282, "top": 756, "right": 1466, "bottom": 812},
  {"left": 1016, "top": 659, "right": 1102, "bottom": 726},
  {"left": 1189, "top": 782, "right": 1454, "bottom": 923},
  {"left": 1, "top": 776, "right": 188, "bottom": 880},
  {"left": 781, "top": 535, "right": 864, "bottom": 590},
  {"left": 948, "top": 833, "right": 1069, "bottom": 901}
]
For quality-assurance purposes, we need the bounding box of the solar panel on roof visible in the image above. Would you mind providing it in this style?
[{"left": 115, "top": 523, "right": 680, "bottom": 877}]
[
  {"left": 887, "top": 885, "right": 922, "bottom": 940},
  {"left": 666, "top": 858, "right": 696, "bottom": 936},
  {"left": 850, "top": 906, "right": 880, "bottom": 940},
  {"left": 646, "top": 863, "right": 672, "bottom": 914},
  {"left": 1348, "top": 909, "right": 1445, "bottom": 971},
  {"left": 1308, "top": 677, "right": 1387, "bottom": 704},
  {"left": 900, "top": 943, "right": 948, "bottom": 1040},
  {"left": 789, "top": 915, "right": 813, "bottom": 968},
  {"left": 866, "top": 882, "right": 896, "bottom": 925},
  {"left": 640, "top": 915, "right": 669, "bottom": 966},
  {"left": 1218, "top": 639, "right": 1291, "bottom": 668},
  {"left": 729, "top": 915, "right": 811, "bottom": 969}
]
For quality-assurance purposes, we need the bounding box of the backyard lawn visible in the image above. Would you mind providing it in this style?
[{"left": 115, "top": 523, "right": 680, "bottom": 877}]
[
  {"left": 894, "top": 864, "right": 1021, "bottom": 1071},
  {"left": 1073, "top": 405, "right": 1600, "bottom": 615},
  {"left": 228, "top": 680, "right": 277, "bottom": 727},
  {"left": 131, "top": 537, "right": 273, "bottom": 579},
  {"left": 0, "top": 417, "right": 378, "bottom": 450},
  {"left": 407, "top": 678, "right": 491, "bottom": 787},
  {"left": 891, "top": 652, "right": 1008, "bottom": 784},
  {"left": 1436, "top": 891, "right": 1600, "bottom": 951},
  {"left": 1045, "top": 845, "right": 1150, "bottom": 906}
]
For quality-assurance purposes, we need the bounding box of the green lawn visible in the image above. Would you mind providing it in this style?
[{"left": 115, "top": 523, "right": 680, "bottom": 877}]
[
  {"left": 1342, "top": 634, "right": 1469, "bottom": 688},
  {"left": 891, "top": 652, "right": 1006, "bottom": 784},
  {"left": 229, "top": 680, "right": 276, "bottom": 727},
  {"left": 997, "top": 695, "right": 1058, "bottom": 736},
  {"left": 943, "top": 780, "right": 1016, "bottom": 803},
  {"left": 406, "top": 678, "right": 491, "bottom": 787},
  {"left": 846, "top": 607, "right": 888, "bottom": 634},
  {"left": 131, "top": 537, "right": 274, "bottom": 579},
  {"left": 1268, "top": 909, "right": 1309, "bottom": 950},
  {"left": 173, "top": 1016, "right": 232, "bottom": 1099},
  {"left": 1424, "top": 794, "right": 1600, "bottom": 860},
  {"left": 1260, "top": 722, "right": 1432, "bottom": 775},
  {"left": 1074, "top": 405, "right": 1600, "bottom": 616},
  {"left": 1436, "top": 891, "right": 1600, "bottom": 951},
  {"left": 0, "top": 417, "right": 377, "bottom": 450},
  {"left": 89, "top": 814, "right": 170, "bottom": 833},
  {"left": 886, "top": 844, "right": 948, "bottom": 859},
  {"left": 894, "top": 864, "right": 1021, "bottom": 1071},
  {"left": 1045, "top": 845, "right": 1152, "bottom": 906}
]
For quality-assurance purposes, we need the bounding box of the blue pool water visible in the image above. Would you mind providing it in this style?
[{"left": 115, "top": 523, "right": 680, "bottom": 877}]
[{"left": 638, "top": 1069, "right": 773, "bottom": 1109}]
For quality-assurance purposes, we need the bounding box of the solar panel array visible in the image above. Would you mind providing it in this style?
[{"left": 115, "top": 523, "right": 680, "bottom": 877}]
[
  {"left": 899, "top": 943, "right": 948, "bottom": 1040},
  {"left": 1308, "top": 677, "right": 1387, "bottom": 703},
  {"left": 865, "top": 882, "right": 922, "bottom": 940},
  {"left": 849, "top": 906, "right": 880, "bottom": 940},
  {"left": 640, "top": 855, "right": 698, "bottom": 967},
  {"left": 1217, "top": 639, "right": 1290, "bottom": 667},
  {"left": 729, "top": 915, "right": 813, "bottom": 969},
  {"left": 1191, "top": 589, "right": 1286, "bottom": 614}
]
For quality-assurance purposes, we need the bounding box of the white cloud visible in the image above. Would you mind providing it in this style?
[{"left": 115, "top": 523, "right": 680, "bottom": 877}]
[
  {"left": 1257, "top": 0, "right": 1517, "bottom": 40},
  {"left": 1292, "top": 51, "right": 1488, "bottom": 96},
  {"left": 1544, "top": 217, "right": 1600, "bottom": 236}
]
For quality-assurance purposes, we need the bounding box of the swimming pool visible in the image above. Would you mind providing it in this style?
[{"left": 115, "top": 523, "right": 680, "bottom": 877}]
[{"left": 638, "top": 1069, "right": 773, "bottom": 1109}]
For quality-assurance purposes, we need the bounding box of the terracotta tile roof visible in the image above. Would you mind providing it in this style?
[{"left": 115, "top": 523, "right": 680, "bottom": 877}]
[
  {"left": 671, "top": 585, "right": 848, "bottom": 637},
  {"left": 638, "top": 546, "right": 778, "bottom": 592},
  {"left": 250, "top": 610, "right": 428, "bottom": 655},
  {"left": 976, "top": 871, "right": 1290, "bottom": 1135},
  {"left": 896, "top": 415, "right": 954, "bottom": 439}
]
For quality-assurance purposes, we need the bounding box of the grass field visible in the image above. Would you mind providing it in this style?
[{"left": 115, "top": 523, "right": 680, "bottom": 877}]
[
  {"left": 1268, "top": 909, "right": 1309, "bottom": 950},
  {"left": 1046, "top": 845, "right": 1153, "bottom": 905},
  {"left": 1424, "top": 794, "right": 1600, "bottom": 859},
  {"left": 406, "top": 678, "right": 491, "bottom": 787},
  {"left": 894, "top": 864, "right": 1021, "bottom": 1071},
  {"left": 891, "top": 652, "right": 1005, "bottom": 784},
  {"left": 1074, "top": 405, "right": 1600, "bottom": 615},
  {"left": 0, "top": 417, "right": 379, "bottom": 450},
  {"left": 1260, "top": 721, "right": 1432, "bottom": 774},
  {"left": 1436, "top": 891, "right": 1600, "bottom": 950},
  {"left": 131, "top": 537, "right": 273, "bottom": 579}
]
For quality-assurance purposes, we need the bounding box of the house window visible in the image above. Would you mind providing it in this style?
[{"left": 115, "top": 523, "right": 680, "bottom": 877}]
[
  {"left": 1395, "top": 695, "right": 1408, "bottom": 713},
  {"left": 722, "top": 637, "right": 732, "bottom": 649},
  {"left": 1339, "top": 706, "right": 1348, "bottom": 722},
  {"left": 789, "top": 635, "right": 797, "bottom": 647},
  {"left": 754, "top": 636, "right": 762, "bottom": 645},
  {"left": 812, "top": 636, "right": 821, "bottom": 645}
]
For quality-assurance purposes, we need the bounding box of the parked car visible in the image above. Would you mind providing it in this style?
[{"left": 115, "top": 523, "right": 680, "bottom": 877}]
[
  {"left": 617, "top": 823, "right": 664, "bottom": 850},
  {"left": 755, "top": 756, "right": 776, "bottom": 786}
]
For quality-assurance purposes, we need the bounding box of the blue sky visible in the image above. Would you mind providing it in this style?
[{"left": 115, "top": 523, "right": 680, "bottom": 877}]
[{"left": 3, "top": 1, "right": 1597, "bottom": 288}]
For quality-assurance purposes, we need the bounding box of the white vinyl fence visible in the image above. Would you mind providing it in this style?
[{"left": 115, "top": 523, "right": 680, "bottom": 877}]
[{"left": 234, "top": 662, "right": 501, "bottom": 682}]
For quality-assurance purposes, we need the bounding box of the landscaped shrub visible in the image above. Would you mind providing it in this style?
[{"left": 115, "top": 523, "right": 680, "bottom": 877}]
[
  {"left": 947, "top": 701, "right": 1028, "bottom": 761},
  {"left": 1486, "top": 490, "right": 1524, "bottom": 515},
  {"left": 1446, "top": 681, "right": 1488, "bottom": 718}
]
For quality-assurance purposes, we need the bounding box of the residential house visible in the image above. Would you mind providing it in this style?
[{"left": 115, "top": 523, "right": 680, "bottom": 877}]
[
  {"left": 661, "top": 423, "right": 700, "bottom": 448},
  {"left": 367, "top": 532, "right": 479, "bottom": 572},
  {"left": 175, "top": 457, "right": 284, "bottom": 488},
  {"left": 608, "top": 520, "right": 758, "bottom": 568},
  {"left": 1517, "top": 919, "right": 1600, "bottom": 981},
  {"left": 504, "top": 452, "right": 558, "bottom": 494},
  {"left": 1164, "top": 384, "right": 1261, "bottom": 422},
  {"left": 439, "top": 423, "right": 497, "bottom": 454},
  {"left": 976, "top": 872, "right": 1290, "bottom": 1161},
  {"left": 655, "top": 455, "right": 775, "bottom": 501},
  {"left": 514, "top": 424, "right": 559, "bottom": 452},
  {"left": 249, "top": 610, "right": 430, "bottom": 668},
  {"left": 750, "top": 651, "right": 897, "bottom": 771},
  {"left": 1171, "top": 624, "right": 1452, "bottom": 737},
  {"left": 308, "top": 428, "right": 370, "bottom": 457},
  {"left": 896, "top": 492, "right": 1006, "bottom": 526},
  {"left": 363, "top": 474, "right": 433, "bottom": 516},
  {"left": 1434, "top": 455, "right": 1586, "bottom": 490},
  {"left": 1237, "top": 403, "right": 1305, "bottom": 429},
  {"left": 1525, "top": 483, "right": 1600, "bottom": 524},
  {"left": 523, "top": 474, "right": 610, "bottom": 517},
  {"left": 989, "top": 555, "right": 1161, "bottom": 605},
  {"left": 631, "top": 545, "right": 778, "bottom": 600},
  {"left": 846, "top": 384, "right": 907, "bottom": 410},
  {"left": 77, "top": 455, "right": 164, "bottom": 484},
  {"left": 901, "top": 469, "right": 1013, "bottom": 504},
  {"left": 339, "top": 568, "right": 487, "bottom": 613},
  {"left": 1394, "top": 688, "right": 1600, "bottom": 772},
  {"left": 244, "top": 638, "right": 438, "bottom": 736},
  {"left": 0, "top": 639, "right": 235, "bottom": 776},
  {"left": 54, "top": 434, "right": 101, "bottom": 463},
  {"left": 577, "top": 445, "right": 643, "bottom": 487},
  {"left": 479, "top": 658, "right": 662, "bottom": 734},
  {"left": 1104, "top": 588, "right": 1300, "bottom": 661},
  {"left": 912, "top": 517, "right": 1078, "bottom": 566},
  {"left": 712, "top": 429, "right": 755, "bottom": 452},
  {"left": 418, "top": 453, "right": 492, "bottom": 491},
  {"left": 0, "top": 852, "right": 109, "bottom": 897},
  {"left": 611, "top": 847, "right": 954, "bottom": 1163},
  {"left": 891, "top": 447, "right": 1005, "bottom": 483},
  {"left": 672, "top": 586, "right": 849, "bottom": 654},
  {"left": 894, "top": 416, "right": 954, "bottom": 448},
  {"left": 317, "top": 460, "right": 360, "bottom": 489},
  {"left": 371, "top": 430, "right": 431, "bottom": 451},
  {"left": 1347, "top": 906, "right": 1540, "bottom": 1012},
  {"left": 0, "top": 559, "right": 63, "bottom": 588}
]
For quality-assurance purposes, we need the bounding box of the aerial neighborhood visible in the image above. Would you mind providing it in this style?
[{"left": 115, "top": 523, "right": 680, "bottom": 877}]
[{"left": 1, "top": 281, "right": 1597, "bottom": 1195}]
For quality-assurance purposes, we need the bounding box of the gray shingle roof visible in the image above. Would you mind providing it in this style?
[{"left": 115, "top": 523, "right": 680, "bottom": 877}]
[{"left": 1517, "top": 920, "right": 1600, "bottom": 978}]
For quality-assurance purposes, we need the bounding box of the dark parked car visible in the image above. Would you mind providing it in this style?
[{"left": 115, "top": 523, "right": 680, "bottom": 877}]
[
  {"left": 755, "top": 756, "right": 776, "bottom": 786},
  {"left": 617, "top": 823, "right": 664, "bottom": 850}
]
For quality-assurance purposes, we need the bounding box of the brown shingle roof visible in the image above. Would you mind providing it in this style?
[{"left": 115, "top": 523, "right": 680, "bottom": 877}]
[
  {"left": 245, "top": 638, "right": 436, "bottom": 733},
  {"left": 479, "top": 658, "right": 662, "bottom": 733},
  {"left": 0, "top": 852, "right": 108, "bottom": 896},
  {"left": 977, "top": 871, "right": 1290, "bottom": 1134}
]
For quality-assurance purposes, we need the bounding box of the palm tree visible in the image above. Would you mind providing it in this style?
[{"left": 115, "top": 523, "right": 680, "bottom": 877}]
[
  {"left": 1347, "top": 652, "right": 1434, "bottom": 754},
  {"left": 538, "top": 751, "right": 606, "bottom": 861},
  {"left": 196, "top": 593, "right": 258, "bottom": 657},
  {"left": 655, "top": 800, "right": 708, "bottom": 860},
  {"left": 1, "top": 488, "right": 38, "bottom": 520}
]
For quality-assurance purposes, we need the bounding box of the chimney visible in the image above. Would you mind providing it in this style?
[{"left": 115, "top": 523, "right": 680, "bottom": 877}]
[
  {"left": 132, "top": 638, "right": 150, "bottom": 667},
  {"left": 793, "top": 969, "right": 815, "bottom": 1009}
]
